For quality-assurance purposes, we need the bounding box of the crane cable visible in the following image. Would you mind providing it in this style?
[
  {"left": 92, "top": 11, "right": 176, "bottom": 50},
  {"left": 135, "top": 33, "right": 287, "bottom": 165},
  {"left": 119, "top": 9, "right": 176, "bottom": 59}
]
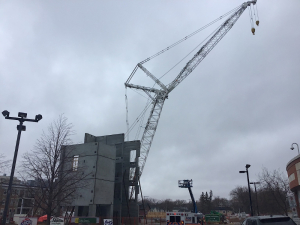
[
  {"left": 135, "top": 98, "right": 151, "bottom": 140},
  {"left": 139, "top": 5, "right": 241, "bottom": 65},
  {"left": 125, "top": 3, "right": 248, "bottom": 140},
  {"left": 126, "top": 87, "right": 152, "bottom": 141},
  {"left": 248, "top": 5, "right": 254, "bottom": 28},
  {"left": 125, "top": 87, "right": 129, "bottom": 141},
  {"left": 125, "top": 99, "right": 153, "bottom": 138},
  {"left": 253, "top": 3, "right": 259, "bottom": 26},
  {"left": 255, "top": 3, "right": 259, "bottom": 21},
  {"left": 248, "top": 3, "right": 259, "bottom": 35},
  {"left": 126, "top": 101, "right": 151, "bottom": 138},
  {"left": 159, "top": 22, "right": 226, "bottom": 82},
  {"left": 125, "top": 4, "right": 241, "bottom": 84}
]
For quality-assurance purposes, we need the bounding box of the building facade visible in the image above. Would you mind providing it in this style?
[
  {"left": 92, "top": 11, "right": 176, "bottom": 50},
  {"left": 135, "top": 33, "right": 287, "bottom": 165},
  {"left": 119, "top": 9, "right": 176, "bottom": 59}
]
[
  {"left": 61, "top": 133, "right": 140, "bottom": 219},
  {"left": 286, "top": 154, "right": 300, "bottom": 217},
  {"left": 0, "top": 176, "right": 43, "bottom": 223}
]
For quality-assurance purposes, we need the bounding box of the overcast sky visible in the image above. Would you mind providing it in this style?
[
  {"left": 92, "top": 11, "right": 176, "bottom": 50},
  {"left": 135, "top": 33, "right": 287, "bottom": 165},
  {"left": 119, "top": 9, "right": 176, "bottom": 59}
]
[{"left": 1, "top": 0, "right": 300, "bottom": 202}]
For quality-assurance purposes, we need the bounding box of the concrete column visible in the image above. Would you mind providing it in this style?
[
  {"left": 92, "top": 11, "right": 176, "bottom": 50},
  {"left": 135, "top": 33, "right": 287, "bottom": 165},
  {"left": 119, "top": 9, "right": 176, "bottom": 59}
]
[
  {"left": 109, "top": 204, "right": 114, "bottom": 218},
  {"left": 88, "top": 204, "right": 96, "bottom": 217},
  {"left": 74, "top": 206, "right": 79, "bottom": 217}
]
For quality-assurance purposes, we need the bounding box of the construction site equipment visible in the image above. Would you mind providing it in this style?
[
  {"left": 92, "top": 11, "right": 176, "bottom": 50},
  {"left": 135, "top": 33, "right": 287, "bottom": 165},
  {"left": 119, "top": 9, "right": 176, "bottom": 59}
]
[
  {"left": 125, "top": 0, "right": 259, "bottom": 190},
  {"left": 178, "top": 180, "right": 197, "bottom": 213},
  {"left": 166, "top": 212, "right": 202, "bottom": 225}
]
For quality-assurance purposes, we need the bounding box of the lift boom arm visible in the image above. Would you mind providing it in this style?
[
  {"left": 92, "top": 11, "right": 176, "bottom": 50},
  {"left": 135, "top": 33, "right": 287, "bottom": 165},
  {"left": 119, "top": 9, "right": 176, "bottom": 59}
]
[{"left": 179, "top": 180, "right": 197, "bottom": 213}]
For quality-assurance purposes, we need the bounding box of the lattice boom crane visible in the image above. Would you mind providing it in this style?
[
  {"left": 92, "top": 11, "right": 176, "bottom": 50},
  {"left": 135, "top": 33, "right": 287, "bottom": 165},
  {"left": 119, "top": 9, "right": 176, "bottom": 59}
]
[{"left": 125, "top": 0, "right": 258, "bottom": 181}]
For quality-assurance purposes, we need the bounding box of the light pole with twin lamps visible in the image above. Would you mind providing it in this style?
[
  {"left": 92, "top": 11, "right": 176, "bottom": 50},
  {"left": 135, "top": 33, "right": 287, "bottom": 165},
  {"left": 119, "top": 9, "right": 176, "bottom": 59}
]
[
  {"left": 1, "top": 110, "right": 42, "bottom": 224},
  {"left": 239, "top": 164, "right": 253, "bottom": 216}
]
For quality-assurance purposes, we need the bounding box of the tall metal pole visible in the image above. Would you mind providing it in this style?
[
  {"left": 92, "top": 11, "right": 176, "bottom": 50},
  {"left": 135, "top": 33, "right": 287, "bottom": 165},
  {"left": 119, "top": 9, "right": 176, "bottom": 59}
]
[
  {"left": 246, "top": 167, "right": 253, "bottom": 216},
  {"left": 1, "top": 111, "right": 42, "bottom": 224},
  {"left": 253, "top": 183, "right": 259, "bottom": 216},
  {"left": 2, "top": 121, "right": 23, "bottom": 225}
]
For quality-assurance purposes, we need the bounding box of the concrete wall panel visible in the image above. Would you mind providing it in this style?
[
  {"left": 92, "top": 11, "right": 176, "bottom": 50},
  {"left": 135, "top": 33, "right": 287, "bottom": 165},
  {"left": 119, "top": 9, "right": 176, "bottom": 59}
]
[
  {"left": 94, "top": 179, "right": 115, "bottom": 204},
  {"left": 98, "top": 142, "right": 116, "bottom": 160}
]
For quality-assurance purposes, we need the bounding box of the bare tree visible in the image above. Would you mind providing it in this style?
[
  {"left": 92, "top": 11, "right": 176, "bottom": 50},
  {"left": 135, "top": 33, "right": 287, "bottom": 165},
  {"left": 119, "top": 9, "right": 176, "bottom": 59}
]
[
  {"left": 21, "top": 115, "right": 88, "bottom": 225},
  {"left": 212, "top": 196, "right": 230, "bottom": 208},
  {"left": 258, "top": 167, "right": 290, "bottom": 216},
  {"left": 0, "top": 154, "right": 11, "bottom": 175},
  {"left": 229, "top": 186, "right": 251, "bottom": 214}
]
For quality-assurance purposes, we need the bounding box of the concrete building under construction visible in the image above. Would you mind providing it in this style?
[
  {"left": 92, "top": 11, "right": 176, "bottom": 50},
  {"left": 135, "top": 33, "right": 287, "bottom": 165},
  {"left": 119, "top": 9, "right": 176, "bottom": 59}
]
[{"left": 60, "top": 133, "right": 140, "bottom": 220}]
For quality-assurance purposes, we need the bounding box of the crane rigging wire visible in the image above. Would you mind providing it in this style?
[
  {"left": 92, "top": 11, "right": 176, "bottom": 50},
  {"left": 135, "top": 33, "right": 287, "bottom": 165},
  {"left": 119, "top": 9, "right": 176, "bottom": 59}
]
[
  {"left": 125, "top": 4, "right": 241, "bottom": 84},
  {"left": 159, "top": 23, "right": 225, "bottom": 82},
  {"left": 135, "top": 98, "right": 151, "bottom": 140},
  {"left": 125, "top": 99, "right": 152, "bottom": 138},
  {"left": 125, "top": 87, "right": 129, "bottom": 141},
  {"left": 252, "top": 4, "right": 259, "bottom": 24},
  {"left": 139, "top": 5, "right": 241, "bottom": 65},
  {"left": 255, "top": 3, "right": 259, "bottom": 20},
  {"left": 125, "top": 3, "right": 248, "bottom": 140},
  {"left": 248, "top": 5, "right": 254, "bottom": 28},
  {"left": 125, "top": 87, "right": 152, "bottom": 141}
]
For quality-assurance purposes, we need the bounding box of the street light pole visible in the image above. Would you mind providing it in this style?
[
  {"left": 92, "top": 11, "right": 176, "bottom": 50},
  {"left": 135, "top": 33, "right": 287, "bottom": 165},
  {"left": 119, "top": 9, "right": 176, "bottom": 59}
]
[
  {"left": 291, "top": 143, "right": 299, "bottom": 155},
  {"left": 1, "top": 111, "right": 42, "bottom": 225},
  {"left": 239, "top": 164, "right": 253, "bottom": 216},
  {"left": 250, "top": 182, "right": 260, "bottom": 216}
]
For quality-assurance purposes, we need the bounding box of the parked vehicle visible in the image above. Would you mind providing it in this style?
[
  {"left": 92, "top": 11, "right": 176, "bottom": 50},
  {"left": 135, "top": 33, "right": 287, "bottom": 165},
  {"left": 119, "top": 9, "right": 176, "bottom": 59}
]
[
  {"left": 241, "top": 215, "right": 296, "bottom": 225},
  {"left": 166, "top": 212, "right": 203, "bottom": 225}
]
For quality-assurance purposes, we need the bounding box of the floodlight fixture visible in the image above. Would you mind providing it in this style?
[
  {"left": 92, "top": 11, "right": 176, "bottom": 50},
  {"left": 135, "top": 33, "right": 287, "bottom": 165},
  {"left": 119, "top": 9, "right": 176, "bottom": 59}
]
[
  {"left": 250, "top": 182, "right": 260, "bottom": 185},
  {"left": 2, "top": 110, "right": 10, "bottom": 118},
  {"left": 246, "top": 164, "right": 251, "bottom": 169},
  {"left": 18, "top": 112, "right": 27, "bottom": 118},
  {"left": 35, "top": 114, "right": 42, "bottom": 122},
  {"left": 291, "top": 143, "right": 299, "bottom": 154}
]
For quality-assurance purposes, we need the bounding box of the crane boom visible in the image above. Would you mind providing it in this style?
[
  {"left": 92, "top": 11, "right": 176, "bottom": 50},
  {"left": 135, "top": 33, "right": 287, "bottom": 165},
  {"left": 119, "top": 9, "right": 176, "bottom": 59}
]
[
  {"left": 125, "top": 0, "right": 257, "bottom": 180},
  {"left": 168, "top": 0, "right": 256, "bottom": 92},
  {"left": 139, "top": 92, "right": 167, "bottom": 174}
]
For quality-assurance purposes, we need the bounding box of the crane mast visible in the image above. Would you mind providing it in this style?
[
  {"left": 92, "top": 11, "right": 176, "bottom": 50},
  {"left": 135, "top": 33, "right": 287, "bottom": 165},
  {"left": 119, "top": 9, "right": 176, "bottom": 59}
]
[{"left": 125, "top": 0, "right": 257, "bottom": 181}]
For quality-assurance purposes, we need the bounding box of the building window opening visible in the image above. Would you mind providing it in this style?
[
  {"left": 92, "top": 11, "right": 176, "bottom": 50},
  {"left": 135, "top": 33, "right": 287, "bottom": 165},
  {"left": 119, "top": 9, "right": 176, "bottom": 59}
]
[
  {"left": 129, "top": 168, "right": 136, "bottom": 180},
  {"left": 73, "top": 155, "right": 79, "bottom": 171},
  {"left": 130, "top": 150, "right": 136, "bottom": 163},
  {"left": 129, "top": 150, "right": 137, "bottom": 180}
]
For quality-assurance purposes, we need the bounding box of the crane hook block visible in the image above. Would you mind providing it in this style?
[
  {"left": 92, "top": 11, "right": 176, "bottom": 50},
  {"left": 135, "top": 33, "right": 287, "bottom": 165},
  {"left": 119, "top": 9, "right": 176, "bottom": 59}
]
[
  {"left": 256, "top": 20, "right": 259, "bottom": 26},
  {"left": 251, "top": 27, "right": 255, "bottom": 35}
]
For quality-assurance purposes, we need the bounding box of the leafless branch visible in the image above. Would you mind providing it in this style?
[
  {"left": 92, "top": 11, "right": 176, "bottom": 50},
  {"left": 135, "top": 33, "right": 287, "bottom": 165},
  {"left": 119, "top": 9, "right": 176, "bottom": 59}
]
[{"left": 20, "top": 115, "right": 89, "bottom": 225}]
